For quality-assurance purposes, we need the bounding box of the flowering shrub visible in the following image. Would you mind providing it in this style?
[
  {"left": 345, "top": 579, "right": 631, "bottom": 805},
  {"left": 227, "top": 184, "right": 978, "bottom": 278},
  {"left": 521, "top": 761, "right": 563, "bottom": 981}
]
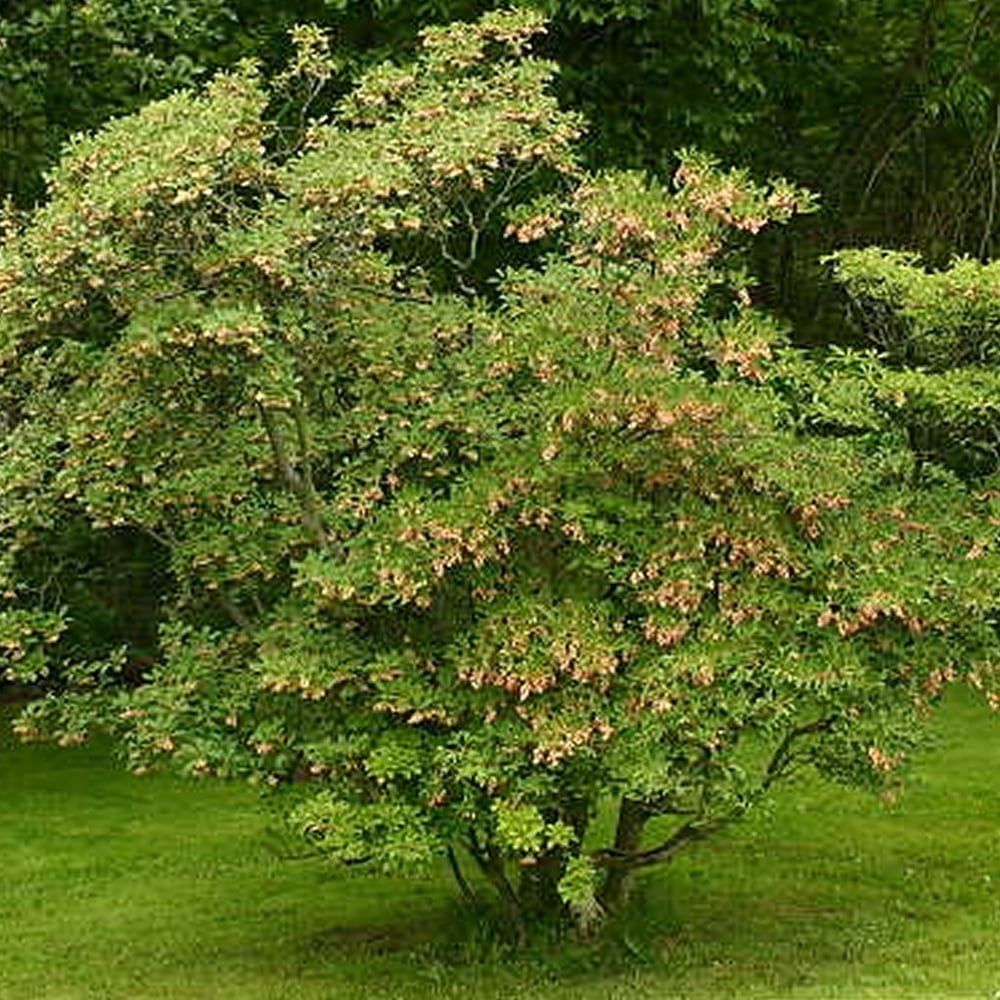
[{"left": 1, "top": 11, "right": 996, "bottom": 933}]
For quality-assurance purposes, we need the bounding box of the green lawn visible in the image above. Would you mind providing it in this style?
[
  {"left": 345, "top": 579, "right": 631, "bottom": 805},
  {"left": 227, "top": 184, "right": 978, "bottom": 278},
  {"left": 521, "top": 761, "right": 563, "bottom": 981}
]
[{"left": 2, "top": 689, "right": 999, "bottom": 999}]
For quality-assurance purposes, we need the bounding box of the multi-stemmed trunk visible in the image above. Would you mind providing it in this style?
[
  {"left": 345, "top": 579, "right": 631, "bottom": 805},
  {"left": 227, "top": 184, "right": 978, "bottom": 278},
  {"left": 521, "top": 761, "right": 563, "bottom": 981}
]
[{"left": 597, "top": 797, "right": 648, "bottom": 913}]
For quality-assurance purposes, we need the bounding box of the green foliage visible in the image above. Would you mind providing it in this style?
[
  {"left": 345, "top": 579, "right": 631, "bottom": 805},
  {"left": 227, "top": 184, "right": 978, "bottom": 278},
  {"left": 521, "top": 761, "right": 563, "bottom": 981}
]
[
  {"left": 1, "top": 11, "right": 997, "bottom": 933},
  {"left": 390, "top": 0, "right": 997, "bottom": 341},
  {"left": 0, "top": 0, "right": 253, "bottom": 204},
  {"left": 829, "top": 249, "right": 1000, "bottom": 479},
  {"left": 4, "top": 0, "right": 995, "bottom": 351},
  {"left": 302, "top": 1, "right": 998, "bottom": 268},
  {"left": 0, "top": 608, "right": 65, "bottom": 685},
  {"left": 828, "top": 250, "right": 1000, "bottom": 369}
]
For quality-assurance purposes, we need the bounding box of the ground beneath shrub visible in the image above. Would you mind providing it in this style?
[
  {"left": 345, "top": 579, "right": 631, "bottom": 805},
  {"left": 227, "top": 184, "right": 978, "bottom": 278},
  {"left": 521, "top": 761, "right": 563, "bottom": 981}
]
[{"left": 1, "top": 688, "right": 998, "bottom": 999}]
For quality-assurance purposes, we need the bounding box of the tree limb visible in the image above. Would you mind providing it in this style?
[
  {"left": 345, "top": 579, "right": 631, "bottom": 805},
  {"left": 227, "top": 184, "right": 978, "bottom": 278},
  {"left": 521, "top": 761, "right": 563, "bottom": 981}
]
[
  {"left": 258, "top": 403, "right": 328, "bottom": 548},
  {"left": 446, "top": 845, "right": 479, "bottom": 906},
  {"left": 761, "top": 715, "right": 836, "bottom": 792}
]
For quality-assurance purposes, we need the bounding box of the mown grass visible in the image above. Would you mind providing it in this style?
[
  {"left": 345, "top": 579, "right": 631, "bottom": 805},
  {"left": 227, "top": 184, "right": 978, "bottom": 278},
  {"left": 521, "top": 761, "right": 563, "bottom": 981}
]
[{"left": 2, "top": 688, "right": 998, "bottom": 999}]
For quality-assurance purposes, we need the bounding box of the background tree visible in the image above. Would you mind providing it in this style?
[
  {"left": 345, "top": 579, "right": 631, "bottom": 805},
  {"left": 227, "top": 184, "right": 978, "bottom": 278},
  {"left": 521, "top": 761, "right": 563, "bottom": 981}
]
[
  {"left": 266, "top": 0, "right": 1000, "bottom": 329},
  {"left": 1, "top": 10, "right": 997, "bottom": 934},
  {"left": 6, "top": 1, "right": 995, "bottom": 275},
  {"left": 0, "top": 0, "right": 338, "bottom": 205}
]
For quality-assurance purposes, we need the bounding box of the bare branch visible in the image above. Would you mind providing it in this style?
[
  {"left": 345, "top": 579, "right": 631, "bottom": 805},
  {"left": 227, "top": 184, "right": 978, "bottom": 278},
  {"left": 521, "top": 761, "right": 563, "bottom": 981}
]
[
  {"left": 216, "top": 590, "right": 254, "bottom": 632},
  {"left": 446, "top": 846, "right": 479, "bottom": 906},
  {"left": 761, "top": 715, "right": 836, "bottom": 792},
  {"left": 593, "top": 816, "right": 716, "bottom": 871}
]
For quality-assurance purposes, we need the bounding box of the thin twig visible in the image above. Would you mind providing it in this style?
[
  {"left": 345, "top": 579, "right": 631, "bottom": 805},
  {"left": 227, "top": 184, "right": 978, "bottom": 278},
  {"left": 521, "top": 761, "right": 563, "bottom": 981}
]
[{"left": 216, "top": 591, "right": 254, "bottom": 632}]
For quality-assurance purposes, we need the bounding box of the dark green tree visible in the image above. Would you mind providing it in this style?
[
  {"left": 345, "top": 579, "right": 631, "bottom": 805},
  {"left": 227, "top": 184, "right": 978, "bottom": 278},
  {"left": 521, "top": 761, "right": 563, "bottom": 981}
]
[
  {"left": 0, "top": 0, "right": 333, "bottom": 204},
  {"left": 287, "top": 2, "right": 1000, "bottom": 321}
]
